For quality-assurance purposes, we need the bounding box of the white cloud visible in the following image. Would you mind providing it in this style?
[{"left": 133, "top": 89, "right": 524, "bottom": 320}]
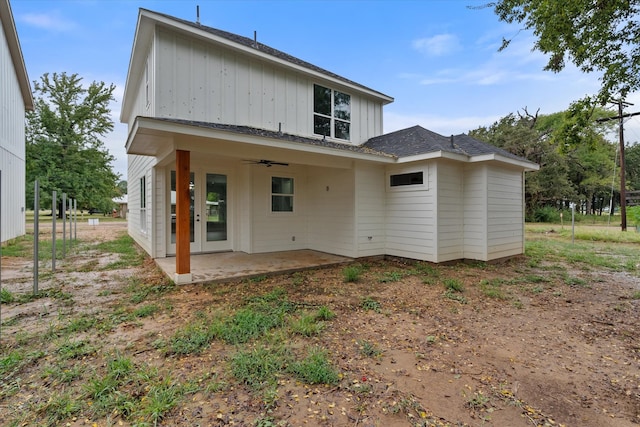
[
  {"left": 412, "top": 34, "right": 460, "bottom": 56},
  {"left": 19, "top": 12, "right": 77, "bottom": 32}
]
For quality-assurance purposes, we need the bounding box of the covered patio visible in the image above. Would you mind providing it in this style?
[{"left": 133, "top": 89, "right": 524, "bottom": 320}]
[{"left": 154, "top": 250, "right": 353, "bottom": 284}]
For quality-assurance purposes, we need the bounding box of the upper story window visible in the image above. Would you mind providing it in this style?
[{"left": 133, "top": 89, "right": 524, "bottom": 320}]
[{"left": 313, "top": 84, "right": 351, "bottom": 141}]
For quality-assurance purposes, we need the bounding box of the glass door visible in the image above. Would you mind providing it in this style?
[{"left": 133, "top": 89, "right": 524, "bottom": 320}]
[
  {"left": 168, "top": 170, "right": 230, "bottom": 254},
  {"left": 202, "top": 173, "right": 230, "bottom": 251}
]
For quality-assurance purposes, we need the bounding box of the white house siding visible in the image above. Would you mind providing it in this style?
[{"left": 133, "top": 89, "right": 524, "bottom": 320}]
[
  {"left": 124, "top": 41, "right": 155, "bottom": 132},
  {"left": 306, "top": 166, "right": 356, "bottom": 257},
  {"left": 354, "top": 162, "right": 385, "bottom": 257},
  {"left": 154, "top": 28, "right": 381, "bottom": 144},
  {"left": 486, "top": 167, "right": 524, "bottom": 259},
  {"left": 127, "top": 154, "right": 154, "bottom": 255},
  {"left": 436, "top": 161, "right": 464, "bottom": 262},
  {"left": 384, "top": 164, "right": 436, "bottom": 261},
  {"left": 463, "top": 164, "right": 488, "bottom": 260},
  {"left": 250, "top": 164, "right": 308, "bottom": 253},
  {"left": 0, "top": 19, "right": 26, "bottom": 242}
]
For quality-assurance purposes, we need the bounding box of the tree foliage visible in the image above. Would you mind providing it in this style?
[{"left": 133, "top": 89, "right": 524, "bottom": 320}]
[
  {"left": 469, "top": 106, "right": 617, "bottom": 218},
  {"left": 492, "top": 0, "right": 640, "bottom": 103},
  {"left": 26, "top": 72, "right": 119, "bottom": 213}
]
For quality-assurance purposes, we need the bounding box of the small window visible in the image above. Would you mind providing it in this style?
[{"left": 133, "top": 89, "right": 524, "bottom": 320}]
[
  {"left": 390, "top": 172, "right": 423, "bottom": 187},
  {"left": 313, "top": 84, "right": 350, "bottom": 141},
  {"left": 140, "top": 176, "right": 147, "bottom": 232},
  {"left": 272, "top": 176, "right": 294, "bottom": 212}
]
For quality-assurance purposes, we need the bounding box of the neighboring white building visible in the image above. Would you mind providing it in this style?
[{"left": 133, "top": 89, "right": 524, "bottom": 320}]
[
  {"left": 121, "top": 9, "right": 538, "bottom": 283},
  {"left": 0, "top": 0, "right": 33, "bottom": 243}
]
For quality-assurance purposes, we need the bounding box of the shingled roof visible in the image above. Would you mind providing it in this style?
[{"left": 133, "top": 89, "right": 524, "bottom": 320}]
[
  {"left": 363, "top": 125, "right": 527, "bottom": 161},
  {"left": 144, "top": 9, "right": 392, "bottom": 102}
]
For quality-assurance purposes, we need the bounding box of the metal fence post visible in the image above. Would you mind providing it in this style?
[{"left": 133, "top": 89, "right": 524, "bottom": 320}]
[
  {"left": 73, "top": 199, "right": 77, "bottom": 241},
  {"left": 62, "top": 193, "right": 66, "bottom": 258},
  {"left": 34, "top": 180, "right": 39, "bottom": 295},
  {"left": 52, "top": 190, "right": 56, "bottom": 271},
  {"left": 68, "top": 198, "right": 72, "bottom": 249}
]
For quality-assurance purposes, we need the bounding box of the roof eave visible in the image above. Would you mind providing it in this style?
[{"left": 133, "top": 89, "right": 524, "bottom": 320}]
[
  {"left": 0, "top": 0, "right": 33, "bottom": 111},
  {"left": 126, "top": 117, "right": 397, "bottom": 164},
  {"left": 394, "top": 150, "right": 539, "bottom": 170}
]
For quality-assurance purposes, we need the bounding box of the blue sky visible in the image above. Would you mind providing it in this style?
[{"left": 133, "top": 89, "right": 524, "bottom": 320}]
[{"left": 10, "top": 0, "right": 640, "bottom": 179}]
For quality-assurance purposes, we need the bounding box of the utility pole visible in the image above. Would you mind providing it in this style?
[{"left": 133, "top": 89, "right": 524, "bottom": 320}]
[{"left": 597, "top": 100, "right": 640, "bottom": 231}]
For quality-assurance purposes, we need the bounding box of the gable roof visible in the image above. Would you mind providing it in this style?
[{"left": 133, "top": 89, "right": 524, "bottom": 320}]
[{"left": 0, "top": 0, "right": 33, "bottom": 110}]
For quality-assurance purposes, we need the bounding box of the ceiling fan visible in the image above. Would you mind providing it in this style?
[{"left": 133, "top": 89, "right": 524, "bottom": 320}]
[{"left": 243, "top": 159, "right": 289, "bottom": 167}]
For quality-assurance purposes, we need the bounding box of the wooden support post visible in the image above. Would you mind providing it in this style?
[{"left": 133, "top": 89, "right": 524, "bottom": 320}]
[{"left": 175, "top": 150, "right": 192, "bottom": 283}]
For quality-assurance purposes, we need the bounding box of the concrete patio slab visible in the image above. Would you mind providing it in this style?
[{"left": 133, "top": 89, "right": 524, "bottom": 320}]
[{"left": 154, "top": 250, "right": 352, "bottom": 284}]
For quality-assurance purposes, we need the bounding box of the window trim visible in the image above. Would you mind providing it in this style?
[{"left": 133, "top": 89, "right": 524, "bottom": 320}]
[
  {"left": 140, "top": 176, "right": 147, "bottom": 233},
  {"left": 270, "top": 176, "right": 295, "bottom": 214},
  {"left": 386, "top": 169, "right": 428, "bottom": 192},
  {"left": 313, "top": 84, "right": 351, "bottom": 141}
]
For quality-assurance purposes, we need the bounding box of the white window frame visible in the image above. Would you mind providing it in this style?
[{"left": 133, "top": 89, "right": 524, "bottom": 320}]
[
  {"left": 386, "top": 168, "right": 428, "bottom": 192},
  {"left": 270, "top": 176, "right": 295, "bottom": 214},
  {"left": 313, "top": 84, "right": 351, "bottom": 141},
  {"left": 140, "top": 176, "right": 147, "bottom": 233}
]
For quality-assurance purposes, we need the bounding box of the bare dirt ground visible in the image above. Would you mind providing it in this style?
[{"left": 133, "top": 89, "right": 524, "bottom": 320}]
[{"left": 1, "top": 222, "right": 639, "bottom": 426}]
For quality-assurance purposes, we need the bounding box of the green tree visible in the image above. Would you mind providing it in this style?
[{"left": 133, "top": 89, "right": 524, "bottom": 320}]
[
  {"left": 626, "top": 143, "right": 640, "bottom": 191},
  {"left": 26, "top": 72, "right": 119, "bottom": 214},
  {"left": 470, "top": 107, "right": 617, "bottom": 217},
  {"left": 492, "top": 0, "right": 640, "bottom": 103}
]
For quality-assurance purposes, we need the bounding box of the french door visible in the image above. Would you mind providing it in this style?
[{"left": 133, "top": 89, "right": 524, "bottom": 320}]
[{"left": 169, "top": 170, "right": 231, "bottom": 254}]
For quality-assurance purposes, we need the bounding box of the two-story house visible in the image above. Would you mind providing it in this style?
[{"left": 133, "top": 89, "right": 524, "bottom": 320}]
[
  {"left": 121, "top": 9, "right": 538, "bottom": 284},
  {"left": 0, "top": 0, "right": 33, "bottom": 243}
]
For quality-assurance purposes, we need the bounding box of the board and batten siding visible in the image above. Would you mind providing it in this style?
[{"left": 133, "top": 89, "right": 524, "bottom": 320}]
[
  {"left": 486, "top": 167, "right": 524, "bottom": 259},
  {"left": 354, "top": 162, "right": 385, "bottom": 257},
  {"left": 384, "top": 164, "right": 436, "bottom": 261},
  {"left": 154, "top": 28, "right": 383, "bottom": 143},
  {"left": 0, "top": 19, "right": 26, "bottom": 242},
  {"left": 127, "top": 154, "right": 154, "bottom": 255},
  {"left": 436, "top": 162, "right": 464, "bottom": 262},
  {"left": 306, "top": 166, "right": 356, "bottom": 257},
  {"left": 462, "top": 164, "right": 488, "bottom": 260}
]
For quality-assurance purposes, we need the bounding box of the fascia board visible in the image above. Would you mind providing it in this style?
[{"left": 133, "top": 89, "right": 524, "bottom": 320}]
[
  {"left": 0, "top": 0, "right": 33, "bottom": 110},
  {"left": 121, "top": 12, "right": 154, "bottom": 122}
]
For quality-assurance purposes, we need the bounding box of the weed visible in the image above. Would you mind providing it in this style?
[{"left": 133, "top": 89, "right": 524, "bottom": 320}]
[
  {"left": 42, "top": 364, "right": 84, "bottom": 385},
  {"left": 378, "top": 270, "right": 405, "bottom": 283},
  {"left": 443, "top": 289, "right": 467, "bottom": 304},
  {"left": 315, "top": 305, "right": 336, "bottom": 321},
  {"left": 1, "top": 287, "right": 15, "bottom": 303},
  {"left": 465, "top": 390, "right": 490, "bottom": 409},
  {"left": 343, "top": 265, "right": 363, "bottom": 282},
  {"left": 631, "top": 291, "right": 640, "bottom": 300},
  {"left": 413, "top": 262, "right": 439, "bottom": 277},
  {"left": 290, "top": 313, "right": 324, "bottom": 336},
  {"left": 133, "top": 303, "right": 160, "bottom": 318},
  {"left": 288, "top": 346, "right": 339, "bottom": 385},
  {"left": 37, "top": 391, "right": 82, "bottom": 425},
  {"left": 62, "top": 315, "right": 97, "bottom": 334},
  {"left": 565, "top": 276, "right": 588, "bottom": 287},
  {"left": 359, "top": 340, "right": 382, "bottom": 358},
  {"left": 170, "top": 320, "right": 213, "bottom": 355},
  {"left": 231, "top": 346, "right": 286, "bottom": 390},
  {"left": 442, "top": 278, "right": 464, "bottom": 292},
  {"left": 290, "top": 272, "right": 306, "bottom": 286},
  {"left": 361, "top": 296, "right": 381, "bottom": 312},
  {"left": 478, "top": 279, "right": 508, "bottom": 300},
  {"left": 56, "top": 339, "right": 96, "bottom": 359},
  {"left": 248, "top": 275, "right": 268, "bottom": 283},
  {"left": 139, "top": 379, "right": 182, "bottom": 426}
]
